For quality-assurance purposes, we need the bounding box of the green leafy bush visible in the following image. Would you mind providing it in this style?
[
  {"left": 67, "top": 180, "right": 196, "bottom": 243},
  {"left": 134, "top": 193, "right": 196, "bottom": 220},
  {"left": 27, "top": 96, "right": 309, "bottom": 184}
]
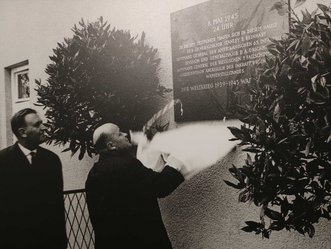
[
  {"left": 225, "top": 4, "right": 331, "bottom": 238},
  {"left": 36, "top": 17, "right": 169, "bottom": 159}
]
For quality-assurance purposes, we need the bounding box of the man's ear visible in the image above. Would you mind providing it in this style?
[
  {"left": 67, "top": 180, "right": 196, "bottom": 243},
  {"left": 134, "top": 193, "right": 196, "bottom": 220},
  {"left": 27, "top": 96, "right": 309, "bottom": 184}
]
[
  {"left": 106, "top": 141, "right": 117, "bottom": 151},
  {"left": 18, "top": 127, "right": 27, "bottom": 138}
]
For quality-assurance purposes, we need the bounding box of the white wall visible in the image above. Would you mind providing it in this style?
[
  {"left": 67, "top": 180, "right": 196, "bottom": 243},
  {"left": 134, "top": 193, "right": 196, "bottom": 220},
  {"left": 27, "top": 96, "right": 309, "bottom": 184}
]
[{"left": 0, "top": 0, "right": 330, "bottom": 248}]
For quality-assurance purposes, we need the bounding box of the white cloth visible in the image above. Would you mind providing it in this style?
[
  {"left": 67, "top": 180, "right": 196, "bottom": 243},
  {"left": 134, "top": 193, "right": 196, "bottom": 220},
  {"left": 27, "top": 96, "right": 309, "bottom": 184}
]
[
  {"left": 130, "top": 131, "right": 167, "bottom": 172},
  {"left": 18, "top": 143, "right": 37, "bottom": 165},
  {"left": 131, "top": 120, "right": 241, "bottom": 179}
]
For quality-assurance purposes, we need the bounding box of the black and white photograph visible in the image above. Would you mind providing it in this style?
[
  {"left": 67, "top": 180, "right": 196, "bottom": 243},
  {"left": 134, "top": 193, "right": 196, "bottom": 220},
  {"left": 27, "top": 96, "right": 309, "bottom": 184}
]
[{"left": 0, "top": 0, "right": 331, "bottom": 248}]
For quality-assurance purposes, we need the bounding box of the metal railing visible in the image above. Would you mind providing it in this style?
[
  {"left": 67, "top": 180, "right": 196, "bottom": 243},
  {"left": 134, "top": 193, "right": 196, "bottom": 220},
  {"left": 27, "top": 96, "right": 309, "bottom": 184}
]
[{"left": 64, "top": 189, "right": 95, "bottom": 249}]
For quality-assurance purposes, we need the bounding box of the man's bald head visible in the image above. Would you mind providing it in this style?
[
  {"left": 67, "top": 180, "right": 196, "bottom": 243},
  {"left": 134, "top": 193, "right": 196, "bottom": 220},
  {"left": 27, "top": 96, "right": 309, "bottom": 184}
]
[
  {"left": 93, "top": 123, "right": 117, "bottom": 144},
  {"left": 93, "top": 123, "right": 131, "bottom": 152}
]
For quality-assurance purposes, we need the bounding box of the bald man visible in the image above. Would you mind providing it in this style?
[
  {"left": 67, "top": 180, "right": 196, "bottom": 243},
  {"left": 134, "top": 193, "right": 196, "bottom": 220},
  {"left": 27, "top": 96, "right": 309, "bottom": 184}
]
[{"left": 85, "top": 123, "right": 185, "bottom": 249}]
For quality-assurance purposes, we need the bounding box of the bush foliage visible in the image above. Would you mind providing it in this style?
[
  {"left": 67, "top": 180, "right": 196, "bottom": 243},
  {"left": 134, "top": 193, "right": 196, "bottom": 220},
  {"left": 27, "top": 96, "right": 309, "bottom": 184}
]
[
  {"left": 36, "top": 17, "right": 169, "bottom": 159},
  {"left": 225, "top": 3, "right": 331, "bottom": 238}
]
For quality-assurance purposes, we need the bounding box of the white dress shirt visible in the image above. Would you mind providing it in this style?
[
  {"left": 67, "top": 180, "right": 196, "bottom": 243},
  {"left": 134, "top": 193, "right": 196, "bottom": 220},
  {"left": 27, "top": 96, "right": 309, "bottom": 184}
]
[{"left": 18, "top": 143, "right": 37, "bottom": 165}]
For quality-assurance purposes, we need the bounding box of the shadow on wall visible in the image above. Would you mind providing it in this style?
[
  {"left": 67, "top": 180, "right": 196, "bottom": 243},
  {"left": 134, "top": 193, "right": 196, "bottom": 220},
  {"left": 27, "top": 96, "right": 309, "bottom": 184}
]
[{"left": 159, "top": 147, "right": 243, "bottom": 249}]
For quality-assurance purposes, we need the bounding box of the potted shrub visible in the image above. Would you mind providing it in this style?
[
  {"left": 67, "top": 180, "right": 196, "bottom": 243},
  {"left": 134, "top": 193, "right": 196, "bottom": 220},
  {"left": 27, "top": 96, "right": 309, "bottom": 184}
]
[
  {"left": 36, "top": 17, "right": 169, "bottom": 159},
  {"left": 225, "top": 3, "right": 331, "bottom": 238}
]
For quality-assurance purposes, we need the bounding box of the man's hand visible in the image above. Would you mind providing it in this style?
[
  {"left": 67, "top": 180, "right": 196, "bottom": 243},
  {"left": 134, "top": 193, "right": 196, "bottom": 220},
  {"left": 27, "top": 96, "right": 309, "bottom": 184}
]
[{"left": 163, "top": 154, "right": 192, "bottom": 180}]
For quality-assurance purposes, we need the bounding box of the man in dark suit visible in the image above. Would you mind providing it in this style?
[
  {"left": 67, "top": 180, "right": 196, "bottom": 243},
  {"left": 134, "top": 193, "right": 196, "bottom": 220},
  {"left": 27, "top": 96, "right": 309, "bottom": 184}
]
[
  {"left": 0, "top": 108, "right": 67, "bottom": 249},
  {"left": 86, "top": 123, "right": 185, "bottom": 249}
]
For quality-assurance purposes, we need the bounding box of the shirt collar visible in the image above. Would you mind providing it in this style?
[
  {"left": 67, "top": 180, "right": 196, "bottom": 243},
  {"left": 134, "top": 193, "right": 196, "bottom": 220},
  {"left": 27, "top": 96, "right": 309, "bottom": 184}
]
[{"left": 18, "top": 143, "right": 37, "bottom": 156}]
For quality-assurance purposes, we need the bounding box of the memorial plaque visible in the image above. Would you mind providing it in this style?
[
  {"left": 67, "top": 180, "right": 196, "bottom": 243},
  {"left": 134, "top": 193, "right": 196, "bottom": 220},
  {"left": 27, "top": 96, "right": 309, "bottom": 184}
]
[{"left": 171, "top": 0, "right": 289, "bottom": 122}]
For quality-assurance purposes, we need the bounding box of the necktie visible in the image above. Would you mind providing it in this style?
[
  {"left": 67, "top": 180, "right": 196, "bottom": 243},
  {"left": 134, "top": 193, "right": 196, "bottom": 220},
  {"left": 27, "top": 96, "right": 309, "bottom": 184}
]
[{"left": 30, "top": 151, "right": 37, "bottom": 165}]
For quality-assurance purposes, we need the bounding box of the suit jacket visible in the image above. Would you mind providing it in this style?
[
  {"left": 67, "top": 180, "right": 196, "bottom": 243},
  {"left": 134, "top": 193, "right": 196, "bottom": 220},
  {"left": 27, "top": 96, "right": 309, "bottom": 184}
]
[
  {"left": 85, "top": 150, "right": 184, "bottom": 249},
  {"left": 0, "top": 143, "right": 67, "bottom": 249}
]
